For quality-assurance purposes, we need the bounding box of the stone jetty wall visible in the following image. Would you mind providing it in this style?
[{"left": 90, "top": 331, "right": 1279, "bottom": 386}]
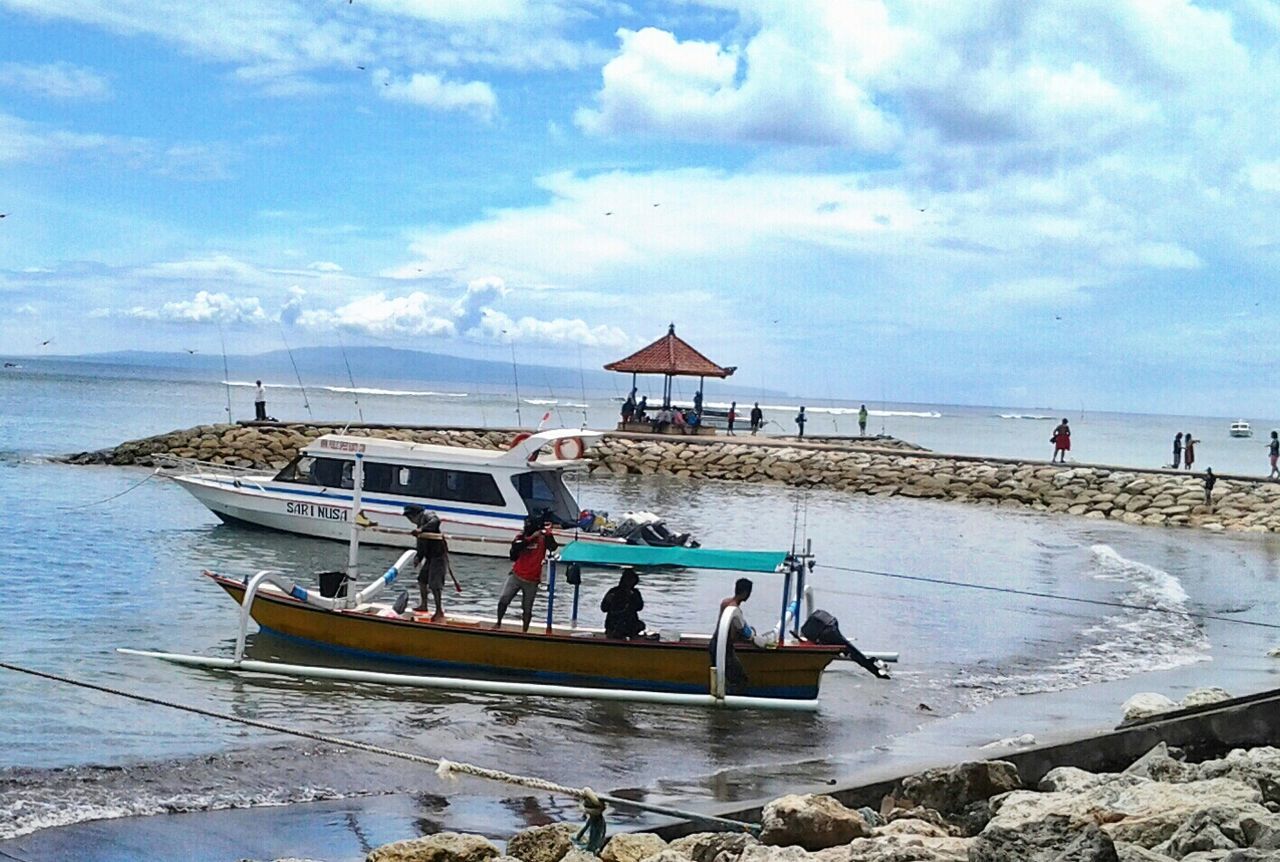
[{"left": 64, "top": 423, "right": 1280, "bottom": 534}]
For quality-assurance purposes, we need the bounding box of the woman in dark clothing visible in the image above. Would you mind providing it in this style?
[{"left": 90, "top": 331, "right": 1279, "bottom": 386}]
[{"left": 600, "top": 567, "right": 645, "bottom": 639}]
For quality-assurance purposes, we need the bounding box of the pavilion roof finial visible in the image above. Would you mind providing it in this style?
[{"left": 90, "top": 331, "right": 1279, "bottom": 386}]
[{"left": 668, "top": 323, "right": 675, "bottom": 335}]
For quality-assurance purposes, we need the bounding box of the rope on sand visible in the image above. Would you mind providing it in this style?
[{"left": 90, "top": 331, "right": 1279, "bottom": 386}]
[{"left": 0, "top": 660, "right": 755, "bottom": 834}]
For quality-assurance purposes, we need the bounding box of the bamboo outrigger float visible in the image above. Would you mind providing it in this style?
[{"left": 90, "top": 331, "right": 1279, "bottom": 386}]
[{"left": 124, "top": 453, "right": 897, "bottom": 710}]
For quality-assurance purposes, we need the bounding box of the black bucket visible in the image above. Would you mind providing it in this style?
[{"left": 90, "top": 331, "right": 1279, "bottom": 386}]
[{"left": 317, "top": 570, "right": 349, "bottom": 599}]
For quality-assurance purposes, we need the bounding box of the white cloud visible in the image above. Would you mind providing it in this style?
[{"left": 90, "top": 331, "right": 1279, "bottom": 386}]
[
  {"left": 576, "top": 25, "right": 899, "bottom": 148},
  {"left": 1247, "top": 161, "right": 1280, "bottom": 193},
  {"left": 122, "top": 290, "right": 268, "bottom": 324},
  {"left": 377, "top": 71, "right": 497, "bottom": 120},
  {"left": 0, "top": 61, "right": 111, "bottom": 100},
  {"left": 308, "top": 261, "right": 344, "bottom": 272},
  {"left": 476, "top": 309, "right": 630, "bottom": 348}
]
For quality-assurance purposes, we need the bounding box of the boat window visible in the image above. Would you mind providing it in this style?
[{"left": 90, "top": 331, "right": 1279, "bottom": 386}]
[
  {"left": 362, "top": 462, "right": 394, "bottom": 493},
  {"left": 340, "top": 461, "right": 354, "bottom": 489},
  {"left": 511, "top": 471, "right": 577, "bottom": 522},
  {"left": 388, "top": 464, "right": 505, "bottom": 506},
  {"left": 273, "top": 456, "right": 315, "bottom": 483},
  {"left": 310, "top": 457, "right": 346, "bottom": 488}
]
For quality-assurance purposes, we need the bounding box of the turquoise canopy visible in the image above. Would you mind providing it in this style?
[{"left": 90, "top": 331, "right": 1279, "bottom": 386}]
[{"left": 557, "top": 542, "right": 788, "bottom": 573}]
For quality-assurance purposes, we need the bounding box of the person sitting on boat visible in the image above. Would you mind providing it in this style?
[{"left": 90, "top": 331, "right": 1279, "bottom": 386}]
[
  {"left": 496, "top": 514, "right": 558, "bottom": 632},
  {"left": 403, "top": 505, "right": 450, "bottom": 622},
  {"left": 600, "top": 566, "right": 646, "bottom": 639},
  {"left": 709, "top": 578, "right": 772, "bottom": 693}
]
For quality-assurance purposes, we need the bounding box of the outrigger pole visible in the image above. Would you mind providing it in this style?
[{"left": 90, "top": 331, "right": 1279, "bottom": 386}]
[{"left": 118, "top": 650, "right": 820, "bottom": 712}]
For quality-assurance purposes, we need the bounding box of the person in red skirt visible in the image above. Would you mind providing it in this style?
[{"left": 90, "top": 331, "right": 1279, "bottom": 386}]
[{"left": 1051, "top": 418, "right": 1071, "bottom": 463}]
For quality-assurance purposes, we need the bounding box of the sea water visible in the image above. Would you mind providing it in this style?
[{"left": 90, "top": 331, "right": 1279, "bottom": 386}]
[{"left": 2, "top": 360, "right": 1280, "bottom": 861}]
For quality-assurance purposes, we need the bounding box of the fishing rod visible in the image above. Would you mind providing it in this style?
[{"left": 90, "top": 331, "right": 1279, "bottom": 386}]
[
  {"left": 336, "top": 334, "right": 364, "bottom": 423},
  {"left": 280, "top": 326, "right": 313, "bottom": 420},
  {"left": 217, "top": 321, "right": 233, "bottom": 422},
  {"left": 819, "top": 562, "right": 1280, "bottom": 631},
  {"left": 509, "top": 341, "right": 523, "bottom": 427}
]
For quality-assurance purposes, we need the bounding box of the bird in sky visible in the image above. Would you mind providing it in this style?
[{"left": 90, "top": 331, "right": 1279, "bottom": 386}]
[
  {"left": 40, "top": 339, "right": 52, "bottom": 346},
  {"left": 653, "top": 203, "right": 660, "bottom": 207},
  {"left": 184, "top": 348, "right": 198, "bottom": 354},
  {"left": 604, "top": 211, "right": 613, "bottom": 216},
  {"left": 0, "top": 213, "right": 7, "bottom": 218},
  {"left": 356, "top": 65, "right": 365, "bottom": 70}
]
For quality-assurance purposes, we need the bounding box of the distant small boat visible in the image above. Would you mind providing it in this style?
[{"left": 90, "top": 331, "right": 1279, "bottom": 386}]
[{"left": 1230, "top": 420, "right": 1253, "bottom": 438}]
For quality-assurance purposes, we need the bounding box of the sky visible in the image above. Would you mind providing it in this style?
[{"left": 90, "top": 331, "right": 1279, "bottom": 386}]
[{"left": 1, "top": 0, "right": 1279, "bottom": 414}]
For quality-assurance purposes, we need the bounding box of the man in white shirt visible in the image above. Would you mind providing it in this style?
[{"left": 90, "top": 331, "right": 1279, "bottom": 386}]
[{"left": 254, "top": 380, "right": 267, "bottom": 421}]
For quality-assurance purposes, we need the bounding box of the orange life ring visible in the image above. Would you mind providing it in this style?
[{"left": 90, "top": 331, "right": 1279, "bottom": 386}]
[
  {"left": 554, "top": 436, "right": 585, "bottom": 460},
  {"left": 508, "top": 432, "right": 532, "bottom": 449}
]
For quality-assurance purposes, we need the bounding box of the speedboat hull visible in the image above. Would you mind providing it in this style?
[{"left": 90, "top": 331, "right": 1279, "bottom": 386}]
[{"left": 210, "top": 574, "right": 841, "bottom": 700}]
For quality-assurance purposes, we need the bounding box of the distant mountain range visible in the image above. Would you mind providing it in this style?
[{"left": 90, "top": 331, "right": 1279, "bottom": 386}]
[{"left": 43, "top": 346, "right": 785, "bottom": 397}]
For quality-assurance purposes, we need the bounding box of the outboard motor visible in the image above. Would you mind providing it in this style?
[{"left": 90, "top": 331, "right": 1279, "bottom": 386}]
[{"left": 801, "top": 609, "right": 890, "bottom": 679}]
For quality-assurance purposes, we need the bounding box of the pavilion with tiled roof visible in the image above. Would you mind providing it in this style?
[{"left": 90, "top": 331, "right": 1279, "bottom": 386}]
[{"left": 605, "top": 324, "right": 736, "bottom": 409}]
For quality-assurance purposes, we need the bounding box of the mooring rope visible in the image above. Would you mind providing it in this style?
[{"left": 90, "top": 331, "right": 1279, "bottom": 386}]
[
  {"left": 0, "top": 661, "right": 754, "bottom": 833},
  {"left": 57, "top": 467, "right": 163, "bottom": 510},
  {"left": 819, "top": 563, "right": 1280, "bottom": 631}
]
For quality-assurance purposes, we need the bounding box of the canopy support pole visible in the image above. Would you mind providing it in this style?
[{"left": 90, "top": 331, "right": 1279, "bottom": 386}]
[
  {"left": 545, "top": 558, "right": 557, "bottom": 634},
  {"left": 347, "top": 453, "right": 364, "bottom": 580}
]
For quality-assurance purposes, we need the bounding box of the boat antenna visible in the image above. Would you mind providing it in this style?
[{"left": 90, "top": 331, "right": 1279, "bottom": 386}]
[
  {"left": 217, "top": 321, "right": 233, "bottom": 423},
  {"left": 280, "top": 326, "right": 313, "bottom": 420},
  {"left": 336, "top": 333, "right": 364, "bottom": 424}
]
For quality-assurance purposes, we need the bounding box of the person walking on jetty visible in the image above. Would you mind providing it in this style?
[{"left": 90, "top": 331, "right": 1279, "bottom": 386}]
[
  {"left": 254, "top": 380, "right": 267, "bottom": 421},
  {"left": 495, "top": 514, "right": 557, "bottom": 632},
  {"left": 1203, "top": 468, "right": 1217, "bottom": 511},
  {"left": 858, "top": 404, "right": 868, "bottom": 436},
  {"left": 1184, "top": 432, "right": 1197, "bottom": 470},
  {"left": 1269, "top": 431, "right": 1280, "bottom": 480},
  {"left": 403, "top": 505, "right": 450, "bottom": 621},
  {"left": 795, "top": 406, "right": 807, "bottom": 437},
  {"left": 750, "top": 402, "right": 763, "bottom": 435},
  {"left": 1050, "top": 418, "right": 1071, "bottom": 463},
  {"left": 1172, "top": 432, "right": 1183, "bottom": 470},
  {"left": 727, "top": 401, "right": 737, "bottom": 435}
]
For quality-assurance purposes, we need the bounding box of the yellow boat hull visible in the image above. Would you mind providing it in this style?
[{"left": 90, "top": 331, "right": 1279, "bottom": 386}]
[{"left": 210, "top": 575, "right": 839, "bottom": 700}]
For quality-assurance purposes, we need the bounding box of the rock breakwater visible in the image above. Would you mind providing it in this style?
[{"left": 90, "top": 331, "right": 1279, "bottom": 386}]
[
  {"left": 63, "top": 423, "right": 1280, "bottom": 535},
  {"left": 364, "top": 744, "right": 1280, "bottom": 862}
]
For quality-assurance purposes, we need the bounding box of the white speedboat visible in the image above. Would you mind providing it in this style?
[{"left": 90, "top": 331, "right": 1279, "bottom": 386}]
[
  {"left": 168, "top": 429, "right": 697, "bottom": 557},
  {"left": 1230, "top": 420, "right": 1253, "bottom": 438}
]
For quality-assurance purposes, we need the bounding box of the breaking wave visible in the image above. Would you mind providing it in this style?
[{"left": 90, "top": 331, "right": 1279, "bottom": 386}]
[{"left": 952, "top": 544, "right": 1208, "bottom": 704}]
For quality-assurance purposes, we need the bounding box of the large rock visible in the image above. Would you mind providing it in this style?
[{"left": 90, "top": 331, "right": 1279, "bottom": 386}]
[
  {"left": 667, "top": 832, "right": 760, "bottom": 862},
  {"left": 1121, "top": 693, "right": 1178, "bottom": 722},
  {"left": 760, "top": 794, "right": 872, "bottom": 850},
  {"left": 1192, "top": 748, "right": 1280, "bottom": 804},
  {"left": 368, "top": 832, "right": 501, "bottom": 862},
  {"left": 506, "top": 824, "right": 580, "bottom": 862},
  {"left": 1124, "top": 743, "right": 1189, "bottom": 783},
  {"left": 1182, "top": 687, "right": 1232, "bottom": 708},
  {"left": 601, "top": 834, "right": 668, "bottom": 862},
  {"left": 892, "top": 761, "right": 1022, "bottom": 816},
  {"left": 987, "top": 776, "right": 1266, "bottom": 850},
  {"left": 969, "top": 815, "right": 1118, "bottom": 862},
  {"left": 817, "top": 832, "right": 972, "bottom": 861}
]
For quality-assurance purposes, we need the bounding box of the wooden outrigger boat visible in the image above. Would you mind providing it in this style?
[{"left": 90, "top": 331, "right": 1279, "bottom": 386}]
[{"left": 124, "top": 453, "right": 896, "bottom": 711}]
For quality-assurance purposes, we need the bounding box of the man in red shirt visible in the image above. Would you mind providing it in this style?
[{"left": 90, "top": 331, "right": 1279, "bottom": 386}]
[{"left": 495, "top": 514, "right": 559, "bottom": 632}]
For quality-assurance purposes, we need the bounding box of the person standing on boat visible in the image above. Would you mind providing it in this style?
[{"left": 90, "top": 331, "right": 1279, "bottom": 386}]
[
  {"left": 496, "top": 514, "right": 558, "bottom": 632},
  {"left": 858, "top": 405, "right": 868, "bottom": 436},
  {"left": 727, "top": 402, "right": 737, "bottom": 435},
  {"left": 404, "top": 505, "right": 449, "bottom": 621},
  {"left": 1050, "top": 419, "right": 1070, "bottom": 463},
  {"left": 1172, "top": 432, "right": 1183, "bottom": 470},
  {"left": 254, "top": 380, "right": 267, "bottom": 421},
  {"left": 710, "top": 578, "right": 769, "bottom": 694},
  {"left": 795, "top": 406, "right": 807, "bottom": 438},
  {"left": 750, "top": 402, "right": 763, "bottom": 435},
  {"left": 1184, "top": 432, "right": 1197, "bottom": 470},
  {"left": 600, "top": 566, "right": 646, "bottom": 639},
  {"left": 1269, "top": 432, "right": 1279, "bottom": 480}
]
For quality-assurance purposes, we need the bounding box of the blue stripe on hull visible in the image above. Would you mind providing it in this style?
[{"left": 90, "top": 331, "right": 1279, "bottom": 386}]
[{"left": 255, "top": 625, "right": 820, "bottom": 700}]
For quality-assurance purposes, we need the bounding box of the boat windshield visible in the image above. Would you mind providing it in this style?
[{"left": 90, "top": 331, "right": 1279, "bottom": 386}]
[{"left": 512, "top": 470, "right": 578, "bottom": 524}]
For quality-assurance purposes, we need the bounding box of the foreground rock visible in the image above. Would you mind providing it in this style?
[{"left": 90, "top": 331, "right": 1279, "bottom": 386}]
[
  {"left": 760, "top": 794, "right": 872, "bottom": 850},
  {"left": 367, "top": 832, "right": 499, "bottom": 862}
]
